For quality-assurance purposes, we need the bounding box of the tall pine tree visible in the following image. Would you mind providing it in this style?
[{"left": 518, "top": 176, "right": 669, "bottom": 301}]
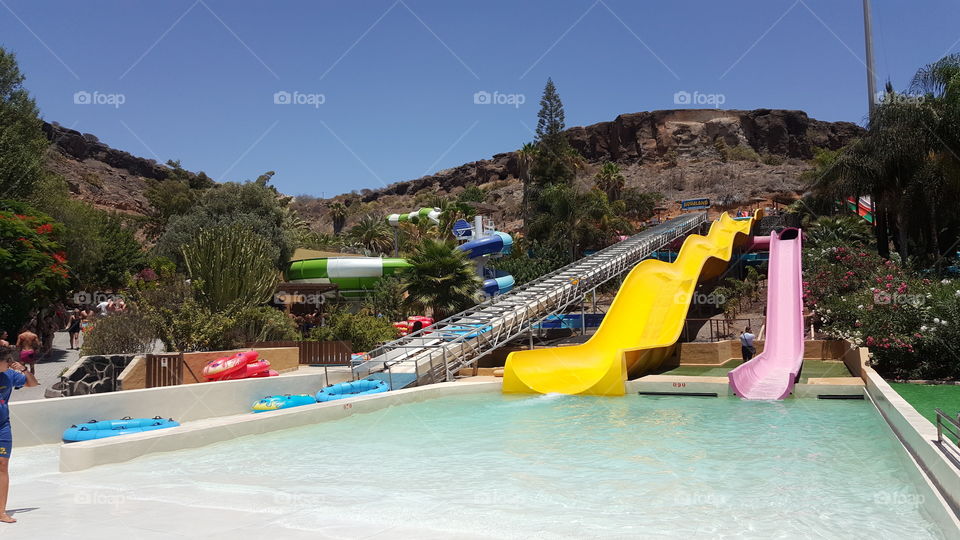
[
  {"left": 535, "top": 78, "right": 566, "bottom": 150},
  {"left": 530, "top": 78, "right": 576, "bottom": 188}
]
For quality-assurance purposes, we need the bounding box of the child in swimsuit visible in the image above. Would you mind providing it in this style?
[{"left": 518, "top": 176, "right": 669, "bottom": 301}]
[{"left": 0, "top": 346, "right": 38, "bottom": 523}]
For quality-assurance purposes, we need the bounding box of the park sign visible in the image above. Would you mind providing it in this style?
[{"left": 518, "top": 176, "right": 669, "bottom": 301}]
[{"left": 680, "top": 198, "right": 710, "bottom": 210}]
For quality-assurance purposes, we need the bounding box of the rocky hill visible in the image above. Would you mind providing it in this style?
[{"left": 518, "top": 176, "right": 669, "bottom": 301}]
[
  {"left": 42, "top": 122, "right": 206, "bottom": 215},
  {"left": 292, "top": 109, "right": 863, "bottom": 232},
  {"left": 42, "top": 109, "right": 863, "bottom": 231}
]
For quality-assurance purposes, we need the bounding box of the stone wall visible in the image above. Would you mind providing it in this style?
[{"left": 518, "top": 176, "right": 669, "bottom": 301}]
[{"left": 47, "top": 354, "right": 137, "bottom": 398}]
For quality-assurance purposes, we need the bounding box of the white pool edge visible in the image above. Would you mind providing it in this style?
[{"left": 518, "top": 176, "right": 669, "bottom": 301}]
[
  {"left": 59, "top": 379, "right": 502, "bottom": 472},
  {"left": 861, "top": 367, "right": 960, "bottom": 533}
]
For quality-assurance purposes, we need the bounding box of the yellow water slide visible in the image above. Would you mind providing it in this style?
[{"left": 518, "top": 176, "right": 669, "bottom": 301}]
[{"left": 502, "top": 212, "right": 758, "bottom": 396}]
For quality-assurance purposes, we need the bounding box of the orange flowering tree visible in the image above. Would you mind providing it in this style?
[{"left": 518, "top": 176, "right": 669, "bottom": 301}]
[{"left": 0, "top": 200, "right": 69, "bottom": 333}]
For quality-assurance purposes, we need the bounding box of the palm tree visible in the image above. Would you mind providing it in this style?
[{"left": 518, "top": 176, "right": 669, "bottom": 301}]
[
  {"left": 347, "top": 214, "right": 393, "bottom": 255},
  {"left": 594, "top": 162, "right": 625, "bottom": 201},
  {"left": 301, "top": 231, "right": 342, "bottom": 251},
  {"left": 279, "top": 206, "right": 316, "bottom": 248},
  {"left": 806, "top": 215, "right": 873, "bottom": 247},
  {"left": 327, "top": 202, "right": 348, "bottom": 234},
  {"left": 404, "top": 238, "right": 481, "bottom": 320},
  {"left": 814, "top": 55, "right": 960, "bottom": 264},
  {"left": 431, "top": 197, "right": 474, "bottom": 240}
]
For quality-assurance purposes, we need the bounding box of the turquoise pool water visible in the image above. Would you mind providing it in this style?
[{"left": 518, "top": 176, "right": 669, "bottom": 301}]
[{"left": 43, "top": 394, "right": 949, "bottom": 537}]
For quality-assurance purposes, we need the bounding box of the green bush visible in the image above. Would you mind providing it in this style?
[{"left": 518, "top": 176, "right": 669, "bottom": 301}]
[
  {"left": 365, "top": 276, "right": 408, "bottom": 321},
  {"left": 80, "top": 311, "right": 156, "bottom": 356},
  {"left": 760, "top": 153, "right": 785, "bottom": 166},
  {"left": 160, "top": 299, "right": 238, "bottom": 352},
  {"left": 457, "top": 184, "right": 487, "bottom": 203},
  {"left": 154, "top": 179, "right": 293, "bottom": 269},
  {"left": 228, "top": 306, "right": 299, "bottom": 344},
  {"left": 308, "top": 310, "right": 397, "bottom": 352},
  {"left": 490, "top": 239, "right": 567, "bottom": 286},
  {"left": 724, "top": 145, "right": 761, "bottom": 162},
  {"left": 804, "top": 245, "right": 960, "bottom": 379},
  {"left": 622, "top": 188, "right": 664, "bottom": 221},
  {"left": 53, "top": 201, "right": 145, "bottom": 289}
]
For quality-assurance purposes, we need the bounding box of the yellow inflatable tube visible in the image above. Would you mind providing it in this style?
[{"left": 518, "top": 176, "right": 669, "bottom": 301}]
[{"left": 502, "top": 211, "right": 758, "bottom": 396}]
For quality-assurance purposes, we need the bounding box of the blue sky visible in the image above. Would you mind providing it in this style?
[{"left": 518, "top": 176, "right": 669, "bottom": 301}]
[{"left": 2, "top": 0, "right": 959, "bottom": 198}]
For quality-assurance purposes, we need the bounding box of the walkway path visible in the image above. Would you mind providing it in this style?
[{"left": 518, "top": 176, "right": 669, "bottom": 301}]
[{"left": 10, "top": 332, "right": 79, "bottom": 403}]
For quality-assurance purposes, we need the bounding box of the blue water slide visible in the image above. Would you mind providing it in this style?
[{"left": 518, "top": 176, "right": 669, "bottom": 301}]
[
  {"left": 482, "top": 270, "right": 515, "bottom": 296},
  {"left": 457, "top": 231, "right": 513, "bottom": 258},
  {"left": 457, "top": 231, "right": 514, "bottom": 295}
]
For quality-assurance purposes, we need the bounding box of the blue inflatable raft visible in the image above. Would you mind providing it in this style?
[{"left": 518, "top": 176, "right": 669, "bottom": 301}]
[
  {"left": 251, "top": 394, "right": 316, "bottom": 413},
  {"left": 63, "top": 416, "right": 180, "bottom": 443},
  {"left": 316, "top": 379, "right": 389, "bottom": 402}
]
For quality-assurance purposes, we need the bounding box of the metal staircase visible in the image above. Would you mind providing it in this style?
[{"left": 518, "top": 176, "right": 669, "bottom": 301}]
[{"left": 354, "top": 213, "right": 709, "bottom": 388}]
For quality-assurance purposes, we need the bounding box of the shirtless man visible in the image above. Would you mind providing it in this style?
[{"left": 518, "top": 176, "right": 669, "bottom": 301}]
[
  {"left": 14, "top": 329, "right": 38, "bottom": 376},
  {"left": 0, "top": 346, "right": 38, "bottom": 523}
]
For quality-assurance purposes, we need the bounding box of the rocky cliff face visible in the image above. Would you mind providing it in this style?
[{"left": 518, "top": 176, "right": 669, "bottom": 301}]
[
  {"left": 42, "top": 122, "right": 203, "bottom": 215},
  {"left": 41, "top": 109, "right": 863, "bottom": 229},
  {"left": 566, "top": 108, "right": 861, "bottom": 162},
  {"left": 352, "top": 109, "right": 862, "bottom": 205}
]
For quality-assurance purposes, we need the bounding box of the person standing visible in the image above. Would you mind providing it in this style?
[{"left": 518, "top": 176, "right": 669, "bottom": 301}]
[
  {"left": 66, "top": 310, "right": 82, "bottom": 350},
  {"left": 0, "top": 333, "right": 7, "bottom": 348},
  {"left": 95, "top": 299, "right": 110, "bottom": 317},
  {"left": 0, "top": 346, "right": 38, "bottom": 523},
  {"left": 740, "top": 327, "right": 756, "bottom": 362},
  {"left": 79, "top": 307, "right": 94, "bottom": 333},
  {"left": 13, "top": 329, "right": 38, "bottom": 377}
]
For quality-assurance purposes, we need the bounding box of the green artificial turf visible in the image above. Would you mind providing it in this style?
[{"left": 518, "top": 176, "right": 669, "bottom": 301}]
[
  {"left": 654, "top": 359, "right": 852, "bottom": 382},
  {"left": 889, "top": 382, "right": 960, "bottom": 426}
]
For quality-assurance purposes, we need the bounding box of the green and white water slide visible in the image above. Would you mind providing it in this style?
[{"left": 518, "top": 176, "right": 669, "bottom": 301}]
[
  {"left": 285, "top": 257, "right": 411, "bottom": 297},
  {"left": 284, "top": 207, "right": 513, "bottom": 298},
  {"left": 387, "top": 207, "right": 442, "bottom": 226}
]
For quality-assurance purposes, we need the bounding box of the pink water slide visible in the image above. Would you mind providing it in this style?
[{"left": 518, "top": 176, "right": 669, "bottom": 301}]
[{"left": 728, "top": 228, "right": 805, "bottom": 400}]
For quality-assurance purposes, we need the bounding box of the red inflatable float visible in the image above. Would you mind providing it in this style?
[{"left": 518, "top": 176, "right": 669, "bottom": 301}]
[
  {"left": 393, "top": 316, "right": 434, "bottom": 337},
  {"left": 202, "top": 351, "right": 277, "bottom": 382}
]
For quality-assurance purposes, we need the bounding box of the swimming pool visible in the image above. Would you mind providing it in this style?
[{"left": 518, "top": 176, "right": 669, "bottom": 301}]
[{"left": 13, "top": 393, "right": 950, "bottom": 538}]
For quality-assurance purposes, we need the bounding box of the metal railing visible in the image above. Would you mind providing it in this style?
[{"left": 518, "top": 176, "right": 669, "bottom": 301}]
[
  {"left": 354, "top": 213, "right": 709, "bottom": 387},
  {"left": 935, "top": 408, "right": 960, "bottom": 445}
]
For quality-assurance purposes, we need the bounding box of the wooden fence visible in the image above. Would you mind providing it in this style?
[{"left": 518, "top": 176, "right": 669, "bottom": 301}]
[
  {"left": 145, "top": 352, "right": 190, "bottom": 388},
  {"left": 245, "top": 341, "right": 353, "bottom": 366}
]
